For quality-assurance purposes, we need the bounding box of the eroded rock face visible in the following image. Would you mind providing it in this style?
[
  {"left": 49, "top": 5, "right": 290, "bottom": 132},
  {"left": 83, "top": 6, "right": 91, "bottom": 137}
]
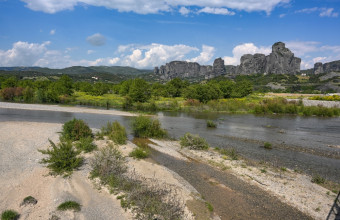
[
  {"left": 264, "top": 42, "right": 301, "bottom": 75},
  {"left": 313, "top": 60, "right": 340, "bottom": 74},
  {"left": 154, "top": 42, "right": 302, "bottom": 80},
  {"left": 237, "top": 42, "right": 301, "bottom": 75},
  {"left": 154, "top": 59, "right": 221, "bottom": 80},
  {"left": 237, "top": 54, "right": 266, "bottom": 74}
]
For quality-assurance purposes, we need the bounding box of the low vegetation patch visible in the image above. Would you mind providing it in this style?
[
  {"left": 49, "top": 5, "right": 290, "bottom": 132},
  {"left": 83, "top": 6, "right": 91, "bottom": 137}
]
[
  {"left": 90, "top": 144, "right": 185, "bottom": 219},
  {"left": 61, "top": 118, "right": 93, "bottom": 141},
  {"left": 206, "top": 120, "right": 217, "bottom": 128},
  {"left": 129, "top": 147, "right": 150, "bottom": 159},
  {"left": 180, "top": 133, "right": 209, "bottom": 150},
  {"left": 75, "top": 137, "right": 97, "bottom": 153},
  {"left": 39, "top": 140, "right": 84, "bottom": 177},
  {"left": 263, "top": 142, "right": 273, "bottom": 150},
  {"left": 57, "top": 201, "right": 81, "bottom": 212},
  {"left": 1, "top": 210, "right": 19, "bottom": 220},
  {"left": 311, "top": 174, "right": 325, "bottom": 184},
  {"left": 108, "top": 121, "right": 127, "bottom": 145},
  {"left": 215, "top": 147, "right": 239, "bottom": 160},
  {"left": 21, "top": 196, "right": 38, "bottom": 206},
  {"left": 132, "top": 115, "right": 167, "bottom": 138}
]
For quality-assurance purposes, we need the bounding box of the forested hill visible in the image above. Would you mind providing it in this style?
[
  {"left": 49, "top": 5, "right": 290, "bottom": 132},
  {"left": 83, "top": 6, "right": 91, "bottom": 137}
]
[{"left": 0, "top": 66, "right": 152, "bottom": 75}]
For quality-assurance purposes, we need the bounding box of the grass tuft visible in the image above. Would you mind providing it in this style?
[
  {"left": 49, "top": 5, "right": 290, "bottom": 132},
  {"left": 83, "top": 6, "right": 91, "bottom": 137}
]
[
  {"left": 206, "top": 120, "right": 217, "bottom": 128},
  {"left": 1, "top": 210, "right": 19, "bottom": 220},
  {"left": 180, "top": 133, "right": 209, "bottom": 150},
  {"left": 57, "top": 201, "right": 81, "bottom": 212},
  {"left": 263, "top": 142, "right": 273, "bottom": 150}
]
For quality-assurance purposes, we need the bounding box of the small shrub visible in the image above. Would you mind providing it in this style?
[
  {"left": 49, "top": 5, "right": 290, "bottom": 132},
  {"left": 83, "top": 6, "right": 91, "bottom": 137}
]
[
  {"left": 57, "top": 201, "right": 81, "bottom": 212},
  {"left": 75, "top": 137, "right": 96, "bottom": 153},
  {"left": 21, "top": 196, "right": 38, "bottom": 206},
  {"left": 311, "top": 174, "right": 325, "bottom": 184},
  {"left": 1, "top": 210, "right": 19, "bottom": 220},
  {"left": 280, "top": 167, "right": 287, "bottom": 172},
  {"left": 61, "top": 118, "right": 92, "bottom": 141},
  {"left": 129, "top": 147, "right": 150, "bottom": 159},
  {"left": 205, "top": 202, "right": 214, "bottom": 212},
  {"left": 132, "top": 115, "right": 167, "bottom": 138},
  {"left": 206, "top": 120, "right": 217, "bottom": 128},
  {"left": 260, "top": 169, "right": 267, "bottom": 173},
  {"left": 108, "top": 121, "right": 127, "bottom": 145},
  {"left": 180, "top": 133, "right": 209, "bottom": 150},
  {"left": 39, "top": 140, "right": 84, "bottom": 177},
  {"left": 219, "top": 148, "right": 239, "bottom": 160},
  {"left": 264, "top": 142, "right": 272, "bottom": 150}
]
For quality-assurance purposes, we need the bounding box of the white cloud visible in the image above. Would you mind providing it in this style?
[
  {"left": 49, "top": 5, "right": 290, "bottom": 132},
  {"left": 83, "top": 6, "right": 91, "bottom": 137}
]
[
  {"left": 86, "top": 33, "right": 106, "bottom": 46},
  {"left": 0, "top": 41, "right": 214, "bottom": 69},
  {"left": 198, "top": 7, "right": 235, "bottom": 15},
  {"left": 189, "top": 45, "right": 215, "bottom": 63},
  {"left": 295, "top": 7, "right": 338, "bottom": 17},
  {"left": 50, "top": 29, "right": 56, "bottom": 35},
  {"left": 223, "top": 43, "right": 271, "bottom": 65},
  {"left": 0, "top": 41, "right": 50, "bottom": 66},
  {"left": 279, "top": 13, "right": 286, "bottom": 18},
  {"left": 21, "top": 0, "right": 290, "bottom": 15},
  {"left": 179, "top": 6, "right": 190, "bottom": 16},
  {"left": 319, "top": 8, "right": 338, "bottom": 17},
  {"left": 87, "top": 50, "right": 95, "bottom": 54}
]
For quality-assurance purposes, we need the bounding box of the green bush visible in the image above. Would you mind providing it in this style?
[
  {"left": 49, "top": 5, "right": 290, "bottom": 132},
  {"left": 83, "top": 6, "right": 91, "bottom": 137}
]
[
  {"left": 21, "top": 196, "right": 38, "bottom": 206},
  {"left": 1, "top": 210, "right": 19, "bottom": 220},
  {"left": 264, "top": 142, "right": 272, "bottom": 150},
  {"left": 132, "top": 116, "right": 167, "bottom": 138},
  {"left": 311, "top": 174, "right": 325, "bottom": 184},
  {"left": 206, "top": 120, "right": 217, "bottom": 128},
  {"left": 108, "top": 121, "right": 127, "bottom": 145},
  {"left": 180, "top": 133, "right": 209, "bottom": 150},
  {"left": 129, "top": 147, "right": 150, "bottom": 159},
  {"left": 57, "top": 201, "right": 81, "bottom": 212},
  {"left": 39, "top": 140, "right": 84, "bottom": 177},
  {"left": 75, "top": 137, "right": 97, "bottom": 153},
  {"left": 61, "top": 118, "right": 92, "bottom": 141},
  {"left": 218, "top": 148, "right": 239, "bottom": 160}
]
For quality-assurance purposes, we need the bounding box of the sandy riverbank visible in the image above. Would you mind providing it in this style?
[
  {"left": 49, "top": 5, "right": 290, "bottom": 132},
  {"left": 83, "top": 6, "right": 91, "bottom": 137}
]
[{"left": 0, "top": 121, "right": 132, "bottom": 220}]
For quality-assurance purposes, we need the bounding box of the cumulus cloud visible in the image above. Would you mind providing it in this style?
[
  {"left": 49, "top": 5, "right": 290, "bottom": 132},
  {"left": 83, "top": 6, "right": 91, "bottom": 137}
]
[
  {"left": 189, "top": 45, "right": 215, "bottom": 63},
  {"left": 179, "top": 6, "right": 190, "bottom": 16},
  {"left": 0, "top": 41, "right": 50, "bottom": 66},
  {"left": 0, "top": 41, "right": 215, "bottom": 68},
  {"left": 223, "top": 43, "right": 271, "bottom": 65},
  {"left": 21, "top": 0, "right": 289, "bottom": 15},
  {"left": 198, "top": 7, "right": 235, "bottom": 15},
  {"left": 295, "top": 7, "right": 338, "bottom": 17},
  {"left": 50, "top": 29, "right": 56, "bottom": 35},
  {"left": 86, "top": 33, "right": 106, "bottom": 46}
]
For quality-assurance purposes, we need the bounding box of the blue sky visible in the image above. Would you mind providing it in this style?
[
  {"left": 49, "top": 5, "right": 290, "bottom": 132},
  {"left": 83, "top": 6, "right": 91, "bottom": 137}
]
[{"left": 0, "top": 0, "right": 339, "bottom": 69}]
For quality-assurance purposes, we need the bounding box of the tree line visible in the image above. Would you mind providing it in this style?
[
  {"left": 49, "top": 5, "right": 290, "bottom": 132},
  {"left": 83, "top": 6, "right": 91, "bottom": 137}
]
[{"left": 0, "top": 75, "right": 253, "bottom": 104}]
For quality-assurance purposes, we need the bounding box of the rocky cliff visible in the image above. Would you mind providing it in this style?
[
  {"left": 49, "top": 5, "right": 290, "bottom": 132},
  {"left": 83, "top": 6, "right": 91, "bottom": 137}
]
[
  {"left": 313, "top": 60, "right": 340, "bottom": 74},
  {"left": 154, "top": 42, "right": 301, "bottom": 80},
  {"left": 237, "top": 42, "right": 301, "bottom": 75},
  {"left": 154, "top": 58, "right": 225, "bottom": 80}
]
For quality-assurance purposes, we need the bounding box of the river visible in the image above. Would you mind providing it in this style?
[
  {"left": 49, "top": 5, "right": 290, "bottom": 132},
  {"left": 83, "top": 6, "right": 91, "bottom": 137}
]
[{"left": 0, "top": 107, "right": 339, "bottom": 183}]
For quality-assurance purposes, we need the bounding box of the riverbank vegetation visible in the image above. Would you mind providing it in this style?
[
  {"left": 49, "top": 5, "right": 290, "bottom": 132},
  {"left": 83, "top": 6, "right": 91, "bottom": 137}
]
[{"left": 0, "top": 74, "right": 339, "bottom": 117}]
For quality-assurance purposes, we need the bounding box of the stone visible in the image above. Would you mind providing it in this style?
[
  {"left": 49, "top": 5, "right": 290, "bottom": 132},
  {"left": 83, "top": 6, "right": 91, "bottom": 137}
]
[
  {"left": 314, "top": 62, "right": 323, "bottom": 74},
  {"left": 237, "top": 53, "right": 266, "bottom": 74}
]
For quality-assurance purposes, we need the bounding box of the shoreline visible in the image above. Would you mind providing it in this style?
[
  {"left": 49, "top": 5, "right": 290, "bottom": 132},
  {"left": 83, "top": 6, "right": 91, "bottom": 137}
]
[{"left": 0, "top": 101, "right": 137, "bottom": 117}]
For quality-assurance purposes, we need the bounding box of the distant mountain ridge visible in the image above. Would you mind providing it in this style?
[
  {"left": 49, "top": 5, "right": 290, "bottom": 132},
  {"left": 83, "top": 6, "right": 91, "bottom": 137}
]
[{"left": 0, "top": 66, "right": 152, "bottom": 75}]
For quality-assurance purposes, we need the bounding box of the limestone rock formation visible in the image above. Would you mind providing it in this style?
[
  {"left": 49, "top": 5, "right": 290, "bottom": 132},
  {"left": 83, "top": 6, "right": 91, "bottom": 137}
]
[
  {"left": 154, "top": 58, "right": 225, "bottom": 80},
  {"left": 313, "top": 60, "right": 340, "bottom": 74},
  {"left": 237, "top": 42, "right": 301, "bottom": 75},
  {"left": 237, "top": 54, "right": 266, "bottom": 74},
  {"left": 154, "top": 42, "right": 302, "bottom": 80}
]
